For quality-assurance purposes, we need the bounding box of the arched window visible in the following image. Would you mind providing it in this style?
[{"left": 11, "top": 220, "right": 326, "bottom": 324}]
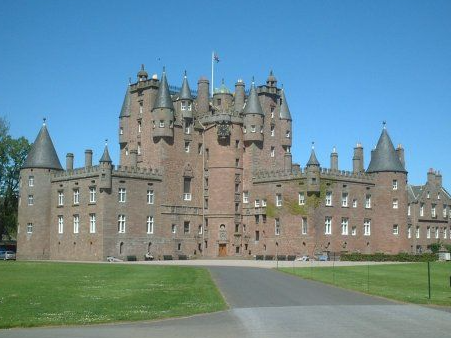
[
  {"left": 148, "top": 242, "right": 152, "bottom": 252},
  {"left": 119, "top": 242, "right": 124, "bottom": 254}
]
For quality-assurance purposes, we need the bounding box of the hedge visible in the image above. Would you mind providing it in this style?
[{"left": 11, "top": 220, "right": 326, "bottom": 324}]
[{"left": 340, "top": 252, "right": 437, "bottom": 262}]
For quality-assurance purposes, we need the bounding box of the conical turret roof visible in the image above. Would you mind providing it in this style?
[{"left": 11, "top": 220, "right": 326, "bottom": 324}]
[
  {"left": 243, "top": 81, "right": 264, "bottom": 116},
  {"left": 22, "top": 122, "right": 62, "bottom": 170},
  {"left": 179, "top": 71, "right": 193, "bottom": 100},
  {"left": 153, "top": 69, "right": 174, "bottom": 110},
  {"left": 279, "top": 89, "right": 291, "bottom": 120},
  {"left": 306, "top": 146, "right": 320, "bottom": 167},
  {"left": 367, "top": 127, "right": 406, "bottom": 173},
  {"left": 119, "top": 85, "right": 131, "bottom": 118},
  {"left": 99, "top": 144, "right": 112, "bottom": 163}
]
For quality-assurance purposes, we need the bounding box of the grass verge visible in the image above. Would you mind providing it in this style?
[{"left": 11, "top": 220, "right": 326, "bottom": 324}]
[
  {"left": 0, "top": 261, "right": 226, "bottom": 328},
  {"left": 280, "top": 262, "right": 451, "bottom": 306}
]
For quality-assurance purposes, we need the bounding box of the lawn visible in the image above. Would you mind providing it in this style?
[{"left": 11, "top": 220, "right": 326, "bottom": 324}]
[
  {"left": 0, "top": 261, "right": 226, "bottom": 328},
  {"left": 280, "top": 262, "right": 451, "bottom": 306}
]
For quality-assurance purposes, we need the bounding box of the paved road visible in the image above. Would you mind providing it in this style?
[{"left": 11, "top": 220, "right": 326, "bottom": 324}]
[{"left": 1, "top": 267, "right": 450, "bottom": 338}]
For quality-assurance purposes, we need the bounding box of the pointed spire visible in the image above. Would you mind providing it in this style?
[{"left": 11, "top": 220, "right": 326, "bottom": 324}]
[
  {"left": 153, "top": 68, "right": 174, "bottom": 110},
  {"left": 279, "top": 88, "right": 292, "bottom": 120},
  {"left": 367, "top": 126, "right": 406, "bottom": 173},
  {"left": 307, "top": 142, "right": 320, "bottom": 166},
  {"left": 179, "top": 70, "right": 193, "bottom": 100},
  {"left": 243, "top": 79, "right": 264, "bottom": 116},
  {"left": 22, "top": 122, "right": 63, "bottom": 170},
  {"left": 137, "top": 64, "right": 148, "bottom": 78},
  {"left": 119, "top": 84, "right": 131, "bottom": 118},
  {"left": 99, "top": 140, "right": 112, "bottom": 163}
]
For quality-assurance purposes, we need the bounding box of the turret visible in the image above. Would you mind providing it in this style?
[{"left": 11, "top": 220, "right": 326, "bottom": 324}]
[
  {"left": 151, "top": 68, "right": 174, "bottom": 139},
  {"left": 137, "top": 64, "right": 148, "bottom": 82},
  {"left": 234, "top": 79, "right": 245, "bottom": 113},
  {"left": 306, "top": 143, "right": 320, "bottom": 193},
  {"left": 118, "top": 84, "right": 130, "bottom": 146},
  {"left": 330, "top": 147, "right": 338, "bottom": 171},
  {"left": 279, "top": 88, "right": 292, "bottom": 148},
  {"left": 178, "top": 71, "right": 194, "bottom": 119},
  {"left": 243, "top": 79, "right": 264, "bottom": 143},
  {"left": 17, "top": 120, "right": 63, "bottom": 260},
  {"left": 213, "top": 79, "right": 233, "bottom": 111},
  {"left": 353, "top": 143, "right": 364, "bottom": 173},
  {"left": 197, "top": 77, "right": 210, "bottom": 115},
  {"left": 266, "top": 70, "right": 277, "bottom": 94},
  {"left": 99, "top": 141, "right": 112, "bottom": 191}
]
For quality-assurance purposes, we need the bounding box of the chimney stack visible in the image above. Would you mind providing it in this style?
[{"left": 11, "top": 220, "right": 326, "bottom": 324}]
[
  {"left": 66, "top": 153, "right": 74, "bottom": 170},
  {"left": 396, "top": 144, "right": 405, "bottom": 168},
  {"left": 85, "top": 149, "right": 93, "bottom": 168},
  {"left": 330, "top": 147, "right": 338, "bottom": 171},
  {"left": 353, "top": 143, "right": 364, "bottom": 173},
  {"left": 197, "top": 77, "right": 210, "bottom": 115}
]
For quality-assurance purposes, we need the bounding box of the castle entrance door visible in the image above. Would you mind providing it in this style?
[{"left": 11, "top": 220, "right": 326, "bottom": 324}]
[{"left": 218, "top": 244, "right": 227, "bottom": 257}]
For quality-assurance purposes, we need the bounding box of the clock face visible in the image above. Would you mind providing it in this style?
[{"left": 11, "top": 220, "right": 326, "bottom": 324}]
[{"left": 217, "top": 123, "right": 230, "bottom": 138}]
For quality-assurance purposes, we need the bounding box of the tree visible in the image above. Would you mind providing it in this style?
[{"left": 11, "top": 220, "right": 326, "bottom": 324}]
[{"left": 0, "top": 118, "right": 31, "bottom": 239}]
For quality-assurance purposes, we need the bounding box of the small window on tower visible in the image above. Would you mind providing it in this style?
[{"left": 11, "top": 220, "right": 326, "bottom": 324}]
[
  {"left": 159, "top": 120, "right": 165, "bottom": 128},
  {"left": 184, "top": 142, "right": 190, "bottom": 153},
  {"left": 217, "top": 98, "right": 221, "bottom": 106},
  {"left": 270, "top": 125, "right": 275, "bottom": 137},
  {"left": 181, "top": 100, "right": 187, "bottom": 111},
  {"left": 270, "top": 146, "right": 275, "bottom": 157},
  {"left": 119, "top": 127, "right": 123, "bottom": 135},
  {"left": 286, "top": 130, "right": 290, "bottom": 138},
  {"left": 251, "top": 125, "right": 256, "bottom": 133},
  {"left": 183, "top": 178, "right": 192, "bottom": 201}
]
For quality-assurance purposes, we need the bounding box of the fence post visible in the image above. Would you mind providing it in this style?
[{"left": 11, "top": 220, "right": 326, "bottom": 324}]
[{"left": 427, "top": 261, "right": 431, "bottom": 299}]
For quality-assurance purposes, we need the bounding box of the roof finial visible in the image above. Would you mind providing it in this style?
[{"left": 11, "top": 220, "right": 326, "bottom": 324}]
[
  {"left": 141, "top": 64, "right": 145, "bottom": 71},
  {"left": 270, "top": 70, "right": 273, "bottom": 76},
  {"left": 163, "top": 66, "right": 166, "bottom": 73},
  {"left": 332, "top": 146, "right": 336, "bottom": 153},
  {"left": 383, "top": 120, "right": 386, "bottom": 129},
  {"left": 43, "top": 117, "right": 46, "bottom": 126},
  {"left": 311, "top": 141, "right": 315, "bottom": 150},
  {"left": 184, "top": 70, "right": 187, "bottom": 78},
  {"left": 128, "top": 77, "right": 132, "bottom": 85},
  {"left": 251, "top": 76, "right": 255, "bottom": 86},
  {"left": 221, "top": 78, "right": 224, "bottom": 85},
  {"left": 105, "top": 139, "right": 108, "bottom": 146}
]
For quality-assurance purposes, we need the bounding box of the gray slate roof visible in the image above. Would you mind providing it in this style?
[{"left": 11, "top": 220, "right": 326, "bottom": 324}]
[
  {"left": 306, "top": 148, "right": 320, "bottom": 166},
  {"left": 22, "top": 124, "right": 62, "bottom": 170},
  {"left": 153, "top": 70, "right": 174, "bottom": 110},
  {"left": 279, "top": 89, "right": 292, "bottom": 120},
  {"left": 367, "top": 128, "right": 406, "bottom": 173},
  {"left": 179, "top": 73, "right": 193, "bottom": 100},
  {"left": 243, "top": 82, "right": 264, "bottom": 116},
  {"left": 99, "top": 145, "right": 112, "bottom": 163},
  {"left": 119, "top": 85, "right": 131, "bottom": 118}
]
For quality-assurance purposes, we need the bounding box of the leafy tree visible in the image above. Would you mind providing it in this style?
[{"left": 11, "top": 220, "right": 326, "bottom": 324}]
[{"left": 0, "top": 118, "right": 31, "bottom": 239}]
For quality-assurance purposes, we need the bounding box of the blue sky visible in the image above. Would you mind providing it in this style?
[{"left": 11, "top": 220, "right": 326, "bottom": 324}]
[{"left": 1, "top": 0, "right": 450, "bottom": 188}]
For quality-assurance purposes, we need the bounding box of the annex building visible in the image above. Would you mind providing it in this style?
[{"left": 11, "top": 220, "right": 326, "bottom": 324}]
[{"left": 17, "top": 66, "right": 451, "bottom": 260}]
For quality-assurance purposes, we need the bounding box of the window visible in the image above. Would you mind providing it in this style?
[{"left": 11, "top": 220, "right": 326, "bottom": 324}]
[
  {"left": 408, "top": 204, "right": 411, "bottom": 216},
  {"left": 393, "top": 224, "right": 399, "bottom": 235},
  {"left": 90, "top": 214, "right": 96, "bottom": 233},
  {"left": 262, "top": 199, "right": 267, "bottom": 207},
  {"left": 444, "top": 227, "right": 447, "bottom": 239},
  {"left": 137, "top": 143, "right": 141, "bottom": 155},
  {"left": 341, "top": 193, "right": 348, "bottom": 207},
  {"left": 250, "top": 125, "right": 256, "bottom": 133},
  {"left": 365, "top": 194, "right": 371, "bottom": 209},
  {"left": 420, "top": 203, "right": 424, "bottom": 217},
  {"left": 58, "top": 191, "right": 64, "bottom": 206},
  {"left": 147, "top": 216, "right": 154, "bottom": 234},
  {"left": 198, "top": 225, "right": 203, "bottom": 235},
  {"left": 286, "top": 130, "right": 290, "bottom": 138},
  {"left": 28, "top": 195, "right": 34, "bottom": 206},
  {"left": 275, "top": 218, "right": 280, "bottom": 235},
  {"left": 427, "top": 191, "right": 430, "bottom": 199},
  {"left": 183, "top": 178, "right": 192, "bottom": 201},
  {"left": 159, "top": 120, "right": 165, "bottom": 128},
  {"left": 73, "top": 189, "right": 79, "bottom": 205},
  {"left": 276, "top": 194, "right": 282, "bottom": 207},
  {"left": 119, "top": 188, "right": 126, "bottom": 203},
  {"left": 325, "top": 217, "right": 332, "bottom": 235},
  {"left": 243, "top": 191, "right": 249, "bottom": 203},
  {"left": 341, "top": 218, "right": 349, "bottom": 235},
  {"left": 408, "top": 226, "right": 412, "bottom": 239},
  {"left": 73, "top": 215, "right": 79, "bottom": 234},
  {"left": 255, "top": 199, "right": 260, "bottom": 207},
  {"left": 285, "top": 146, "right": 291, "bottom": 153},
  {"left": 138, "top": 120, "right": 142, "bottom": 133},
  {"left": 435, "top": 227, "right": 439, "bottom": 239},
  {"left": 260, "top": 126, "right": 263, "bottom": 134},
  {"left": 392, "top": 180, "right": 398, "bottom": 190},
  {"left": 351, "top": 226, "right": 357, "bottom": 236},
  {"left": 25, "top": 222, "right": 33, "bottom": 234},
  {"left": 302, "top": 218, "right": 308, "bottom": 235},
  {"left": 235, "top": 158, "right": 239, "bottom": 167},
  {"left": 427, "top": 226, "right": 431, "bottom": 239},
  {"left": 255, "top": 230, "right": 260, "bottom": 241},
  {"left": 431, "top": 204, "right": 436, "bottom": 218},
  {"left": 416, "top": 226, "right": 420, "bottom": 239},
  {"left": 299, "top": 192, "right": 305, "bottom": 205},
  {"left": 235, "top": 140, "right": 239, "bottom": 148},
  {"left": 28, "top": 176, "right": 34, "bottom": 187},
  {"left": 243, "top": 126, "right": 247, "bottom": 133},
  {"left": 270, "top": 146, "right": 275, "bottom": 157},
  {"left": 89, "top": 187, "right": 96, "bottom": 203},
  {"left": 364, "top": 219, "right": 371, "bottom": 236},
  {"left": 120, "top": 127, "right": 123, "bottom": 135},
  {"left": 139, "top": 101, "right": 143, "bottom": 112},
  {"left": 118, "top": 215, "right": 126, "bottom": 233},
  {"left": 184, "top": 221, "right": 190, "bottom": 234},
  {"left": 58, "top": 215, "right": 64, "bottom": 234},
  {"left": 393, "top": 199, "right": 398, "bottom": 209},
  {"left": 352, "top": 199, "right": 357, "bottom": 208},
  {"left": 184, "top": 141, "right": 190, "bottom": 153},
  {"left": 437, "top": 193, "right": 441, "bottom": 200},
  {"left": 147, "top": 190, "right": 154, "bottom": 204},
  {"left": 443, "top": 205, "right": 448, "bottom": 218},
  {"left": 181, "top": 100, "right": 187, "bottom": 111},
  {"left": 255, "top": 214, "right": 260, "bottom": 224},
  {"left": 172, "top": 224, "right": 177, "bottom": 234},
  {"left": 325, "top": 191, "right": 332, "bottom": 206},
  {"left": 270, "top": 125, "right": 275, "bottom": 137},
  {"left": 184, "top": 122, "right": 191, "bottom": 134}
]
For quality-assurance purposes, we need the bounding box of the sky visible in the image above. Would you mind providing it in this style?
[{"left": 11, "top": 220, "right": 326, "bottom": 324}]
[{"left": 1, "top": 0, "right": 450, "bottom": 188}]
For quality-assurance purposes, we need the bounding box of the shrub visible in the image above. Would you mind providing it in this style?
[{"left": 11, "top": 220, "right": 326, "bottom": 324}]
[
  {"left": 276, "top": 255, "right": 287, "bottom": 261},
  {"left": 178, "top": 255, "right": 187, "bottom": 260},
  {"left": 287, "top": 255, "right": 296, "bottom": 261},
  {"left": 427, "top": 243, "right": 441, "bottom": 254},
  {"left": 126, "top": 255, "right": 137, "bottom": 261},
  {"left": 340, "top": 252, "right": 437, "bottom": 262},
  {"left": 264, "top": 255, "right": 274, "bottom": 261},
  {"left": 163, "top": 255, "right": 173, "bottom": 260},
  {"left": 255, "top": 255, "right": 264, "bottom": 260}
]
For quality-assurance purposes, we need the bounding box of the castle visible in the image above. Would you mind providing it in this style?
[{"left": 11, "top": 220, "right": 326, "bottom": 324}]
[{"left": 17, "top": 66, "right": 451, "bottom": 261}]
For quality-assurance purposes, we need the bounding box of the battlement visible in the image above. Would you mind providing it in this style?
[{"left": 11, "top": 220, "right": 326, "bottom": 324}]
[
  {"left": 52, "top": 165, "right": 102, "bottom": 181},
  {"left": 114, "top": 165, "right": 162, "bottom": 179},
  {"left": 319, "top": 167, "right": 374, "bottom": 181}
]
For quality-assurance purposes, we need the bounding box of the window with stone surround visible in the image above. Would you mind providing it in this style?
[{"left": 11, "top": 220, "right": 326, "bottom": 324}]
[
  {"left": 255, "top": 199, "right": 260, "bottom": 207},
  {"left": 302, "top": 217, "right": 308, "bottom": 235},
  {"left": 262, "top": 199, "right": 267, "bottom": 207},
  {"left": 90, "top": 214, "right": 96, "bottom": 233},
  {"left": 243, "top": 191, "right": 249, "bottom": 203},
  {"left": 118, "top": 188, "right": 126, "bottom": 203},
  {"left": 58, "top": 215, "right": 64, "bottom": 234},
  {"left": 184, "top": 221, "right": 190, "bottom": 234},
  {"left": 147, "top": 216, "right": 154, "bottom": 234},
  {"left": 365, "top": 194, "right": 371, "bottom": 209},
  {"left": 408, "top": 204, "right": 411, "bottom": 216},
  {"left": 184, "top": 141, "right": 190, "bottom": 153},
  {"left": 118, "top": 215, "right": 126, "bottom": 233},
  {"left": 28, "top": 195, "right": 33, "bottom": 206},
  {"left": 27, "top": 223, "right": 33, "bottom": 234},
  {"left": 325, "top": 191, "right": 332, "bottom": 206},
  {"left": 138, "top": 120, "right": 142, "bottom": 133},
  {"left": 408, "top": 225, "right": 412, "bottom": 239},
  {"left": 299, "top": 192, "right": 305, "bottom": 205},
  {"left": 73, "top": 215, "right": 79, "bottom": 234},
  {"left": 270, "top": 146, "right": 275, "bottom": 157},
  {"left": 427, "top": 226, "right": 431, "bottom": 239},
  {"left": 325, "top": 217, "right": 332, "bottom": 235},
  {"left": 270, "top": 125, "right": 275, "bottom": 137},
  {"left": 183, "top": 178, "right": 192, "bottom": 201},
  {"left": 89, "top": 187, "right": 96, "bottom": 203},
  {"left": 58, "top": 191, "right": 64, "bottom": 206},
  {"left": 147, "top": 190, "right": 154, "bottom": 204},
  {"left": 28, "top": 176, "right": 34, "bottom": 187},
  {"left": 393, "top": 224, "right": 399, "bottom": 235},
  {"left": 431, "top": 204, "right": 436, "bottom": 218},
  {"left": 444, "top": 227, "right": 448, "bottom": 239},
  {"left": 275, "top": 218, "right": 280, "bottom": 235},
  {"left": 420, "top": 203, "right": 424, "bottom": 217},
  {"left": 352, "top": 199, "right": 357, "bottom": 208},
  {"left": 286, "top": 130, "right": 290, "bottom": 138},
  {"left": 351, "top": 226, "right": 356, "bottom": 236},
  {"left": 73, "top": 189, "right": 79, "bottom": 205},
  {"left": 364, "top": 219, "right": 371, "bottom": 236},
  {"left": 276, "top": 194, "right": 282, "bottom": 207},
  {"left": 416, "top": 226, "right": 420, "bottom": 239},
  {"left": 251, "top": 125, "right": 256, "bottom": 133},
  {"left": 341, "top": 193, "right": 348, "bottom": 207},
  {"left": 435, "top": 227, "right": 439, "bottom": 239},
  {"left": 172, "top": 224, "right": 177, "bottom": 234},
  {"left": 393, "top": 199, "right": 398, "bottom": 209},
  {"left": 443, "top": 205, "right": 448, "bottom": 218},
  {"left": 341, "top": 218, "right": 348, "bottom": 235},
  {"left": 392, "top": 180, "right": 398, "bottom": 190}
]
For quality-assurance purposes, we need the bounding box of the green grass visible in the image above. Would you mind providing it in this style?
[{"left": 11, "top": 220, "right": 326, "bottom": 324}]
[
  {"left": 280, "top": 262, "right": 451, "bottom": 306},
  {"left": 0, "top": 261, "right": 226, "bottom": 328}
]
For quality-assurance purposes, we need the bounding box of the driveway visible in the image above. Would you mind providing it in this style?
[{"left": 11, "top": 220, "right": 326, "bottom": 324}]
[{"left": 1, "top": 266, "right": 450, "bottom": 338}]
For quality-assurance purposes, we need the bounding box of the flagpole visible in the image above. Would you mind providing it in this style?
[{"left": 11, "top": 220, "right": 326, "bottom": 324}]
[{"left": 211, "top": 51, "right": 214, "bottom": 98}]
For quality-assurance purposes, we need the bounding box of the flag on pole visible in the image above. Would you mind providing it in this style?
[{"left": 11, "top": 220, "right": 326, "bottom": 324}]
[{"left": 213, "top": 52, "right": 220, "bottom": 63}]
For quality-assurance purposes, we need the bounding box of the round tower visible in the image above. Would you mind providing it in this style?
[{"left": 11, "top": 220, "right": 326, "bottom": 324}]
[
  {"left": 306, "top": 143, "right": 321, "bottom": 193},
  {"left": 213, "top": 79, "right": 233, "bottom": 111},
  {"left": 234, "top": 79, "right": 245, "bottom": 113}
]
